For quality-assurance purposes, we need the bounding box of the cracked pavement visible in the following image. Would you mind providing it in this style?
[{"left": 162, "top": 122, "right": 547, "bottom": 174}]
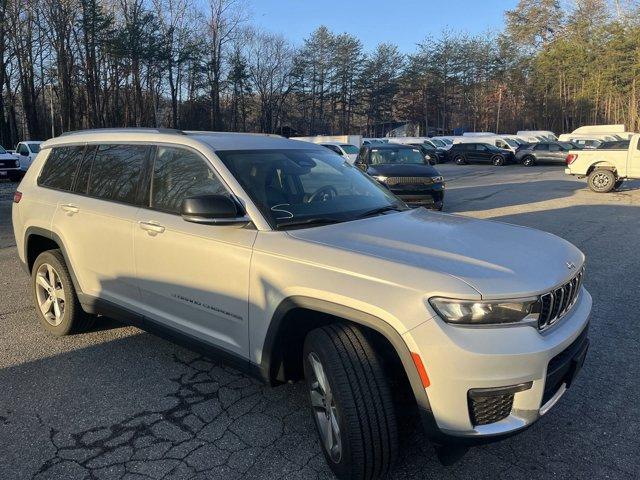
[{"left": 1, "top": 164, "right": 640, "bottom": 479}]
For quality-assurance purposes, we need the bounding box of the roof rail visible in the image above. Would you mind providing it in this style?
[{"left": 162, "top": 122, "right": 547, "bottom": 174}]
[{"left": 59, "top": 128, "right": 186, "bottom": 137}]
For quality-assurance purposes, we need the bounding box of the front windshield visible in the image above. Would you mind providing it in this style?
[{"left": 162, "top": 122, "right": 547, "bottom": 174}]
[
  {"left": 503, "top": 138, "right": 518, "bottom": 147},
  {"left": 217, "top": 149, "right": 402, "bottom": 229},
  {"left": 371, "top": 147, "right": 425, "bottom": 165},
  {"left": 28, "top": 143, "right": 41, "bottom": 153},
  {"left": 430, "top": 139, "right": 446, "bottom": 147},
  {"left": 340, "top": 144, "right": 359, "bottom": 154}
]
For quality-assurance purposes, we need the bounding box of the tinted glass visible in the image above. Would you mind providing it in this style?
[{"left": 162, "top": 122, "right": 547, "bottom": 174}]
[
  {"left": 370, "top": 147, "right": 425, "bottom": 165},
  {"left": 73, "top": 146, "right": 96, "bottom": 194},
  {"left": 151, "top": 147, "right": 228, "bottom": 214},
  {"left": 475, "top": 144, "right": 487, "bottom": 151},
  {"left": 340, "top": 144, "right": 359, "bottom": 154},
  {"left": 28, "top": 143, "right": 41, "bottom": 153},
  {"left": 88, "top": 144, "right": 148, "bottom": 204},
  {"left": 17, "top": 144, "right": 29, "bottom": 155},
  {"left": 535, "top": 144, "right": 549, "bottom": 151},
  {"left": 39, "top": 146, "right": 85, "bottom": 191},
  {"left": 0, "top": 146, "right": 6, "bottom": 154},
  {"left": 549, "top": 144, "right": 560, "bottom": 152},
  {"left": 218, "top": 149, "right": 400, "bottom": 228}
]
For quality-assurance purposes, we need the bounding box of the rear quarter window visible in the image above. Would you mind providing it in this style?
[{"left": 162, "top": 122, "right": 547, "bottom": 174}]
[{"left": 38, "top": 146, "right": 85, "bottom": 191}]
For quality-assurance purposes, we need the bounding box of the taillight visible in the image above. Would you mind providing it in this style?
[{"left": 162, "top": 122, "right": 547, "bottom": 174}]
[
  {"left": 566, "top": 153, "right": 578, "bottom": 165},
  {"left": 13, "top": 191, "right": 22, "bottom": 203}
]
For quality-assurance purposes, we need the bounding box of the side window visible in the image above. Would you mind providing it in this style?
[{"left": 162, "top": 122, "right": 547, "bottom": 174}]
[
  {"left": 88, "top": 144, "right": 148, "bottom": 204},
  {"left": 535, "top": 144, "right": 549, "bottom": 151},
  {"left": 38, "top": 146, "right": 85, "bottom": 191},
  {"left": 17, "top": 144, "right": 29, "bottom": 155},
  {"left": 549, "top": 144, "right": 560, "bottom": 152},
  {"left": 496, "top": 140, "right": 507, "bottom": 148},
  {"left": 356, "top": 147, "right": 367, "bottom": 164},
  {"left": 72, "top": 145, "right": 96, "bottom": 194},
  {"left": 475, "top": 144, "right": 487, "bottom": 151},
  {"left": 324, "top": 145, "right": 341, "bottom": 155},
  {"left": 151, "top": 146, "right": 228, "bottom": 214}
]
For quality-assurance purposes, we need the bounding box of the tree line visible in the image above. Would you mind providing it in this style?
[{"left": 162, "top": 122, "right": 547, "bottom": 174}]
[{"left": 1, "top": 0, "right": 639, "bottom": 148}]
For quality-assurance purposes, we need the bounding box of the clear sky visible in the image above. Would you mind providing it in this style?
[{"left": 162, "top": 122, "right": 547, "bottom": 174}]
[{"left": 250, "top": 0, "right": 521, "bottom": 52}]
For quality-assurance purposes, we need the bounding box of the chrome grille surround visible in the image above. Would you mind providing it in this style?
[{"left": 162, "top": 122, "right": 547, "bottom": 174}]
[{"left": 538, "top": 268, "right": 584, "bottom": 331}]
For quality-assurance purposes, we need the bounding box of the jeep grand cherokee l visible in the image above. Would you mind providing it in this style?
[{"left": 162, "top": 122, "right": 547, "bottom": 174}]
[{"left": 13, "top": 129, "right": 591, "bottom": 480}]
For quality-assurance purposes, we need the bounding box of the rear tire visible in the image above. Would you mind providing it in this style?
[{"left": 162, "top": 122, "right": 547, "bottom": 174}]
[
  {"left": 522, "top": 155, "right": 535, "bottom": 167},
  {"left": 303, "top": 324, "right": 398, "bottom": 480},
  {"left": 32, "top": 250, "right": 95, "bottom": 336},
  {"left": 587, "top": 169, "right": 616, "bottom": 193},
  {"left": 454, "top": 155, "right": 466, "bottom": 165},
  {"left": 491, "top": 155, "right": 505, "bottom": 166}
]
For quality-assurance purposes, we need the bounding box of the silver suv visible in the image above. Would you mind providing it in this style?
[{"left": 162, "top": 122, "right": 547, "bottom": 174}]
[{"left": 13, "top": 129, "right": 591, "bottom": 479}]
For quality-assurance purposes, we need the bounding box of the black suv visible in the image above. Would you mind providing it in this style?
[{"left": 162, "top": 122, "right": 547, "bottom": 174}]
[
  {"left": 355, "top": 144, "right": 445, "bottom": 210},
  {"left": 515, "top": 142, "right": 575, "bottom": 166},
  {"left": 447, "top": 143, "right": 515, "bottom": 166}
]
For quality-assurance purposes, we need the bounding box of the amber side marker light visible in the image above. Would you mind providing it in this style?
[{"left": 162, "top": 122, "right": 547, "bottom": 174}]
[
  {"left": 13, "top": 191, "right": 22, "bottom": 203},
  {"left": 411, "top": 352, "right": 431, "bottom": 388}
]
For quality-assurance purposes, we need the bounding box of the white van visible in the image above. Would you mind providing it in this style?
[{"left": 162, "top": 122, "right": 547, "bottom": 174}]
[{"left": 517, "top": 130, "right": 557, "bottom": 142}]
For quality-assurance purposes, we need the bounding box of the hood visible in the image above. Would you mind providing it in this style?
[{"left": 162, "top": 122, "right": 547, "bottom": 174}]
[
  {"left": 368, "top": 163, "right": 438, "bottom": 177},
  {"left": 0, "top": 153, "right": 18, "bottom": 160},
  {"left": 287, "top": 208, "right": 584, "bottom": 299}
]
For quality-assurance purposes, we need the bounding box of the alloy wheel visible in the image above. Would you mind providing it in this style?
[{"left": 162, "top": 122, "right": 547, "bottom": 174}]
[
  {"left": 35, "top": 263, "right": 65, "bottom": 326},
  {"left": 307, "top": 352, "right": 342, "bottom": 463},
  {"left": 592, "top": 172, "right": 612, "bottom": 190}
]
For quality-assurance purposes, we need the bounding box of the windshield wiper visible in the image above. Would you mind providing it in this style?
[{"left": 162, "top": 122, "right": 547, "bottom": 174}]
[
  {"left": 355, "top": 204, "right": 407, "bottom": 219},
  {"left": 276, "top": 216, "right": 345, "bottom": 230}
]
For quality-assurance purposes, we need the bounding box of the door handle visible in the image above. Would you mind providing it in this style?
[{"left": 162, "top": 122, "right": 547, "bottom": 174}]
[
  {"left": 61, "top": 203, "right": 79, "bottom": 215},
  {"left": 139, "top": 221, "right": 165, "bottom": 235}
]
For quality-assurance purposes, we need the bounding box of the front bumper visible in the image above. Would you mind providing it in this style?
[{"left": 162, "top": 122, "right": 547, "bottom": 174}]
[
  {"left": 403, "top": 287, "right": 591, "bottom": 441},
  {"left": 391, "top": 184, "right": 445, "bottom": 209}
]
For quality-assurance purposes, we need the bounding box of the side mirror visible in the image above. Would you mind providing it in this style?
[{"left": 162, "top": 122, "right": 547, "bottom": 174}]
[{"left": 181, "top": 194, "right": 250, "bottom": 225}]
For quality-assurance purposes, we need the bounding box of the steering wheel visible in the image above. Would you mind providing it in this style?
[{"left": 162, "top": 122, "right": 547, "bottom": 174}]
[{"left": 307, "top": 185, "right": 338, "bottom": 203}]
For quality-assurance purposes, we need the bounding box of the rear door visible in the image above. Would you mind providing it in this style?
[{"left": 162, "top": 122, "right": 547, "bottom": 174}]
[
  {"left": 474, "top": 144, "right": 492, "bottom": 162},
  {"left": 53, "top": 143, "right": 149, "bottom": 308},
  {"left": 548, "top": 143, "right": 566, "bottom": 163}
]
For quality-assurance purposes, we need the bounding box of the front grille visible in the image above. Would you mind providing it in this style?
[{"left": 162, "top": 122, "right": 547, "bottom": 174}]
[
  {"left": 538, "top": 268, "right": 584, "bottom": 331},
  {"left": 0, "top": 160, "right": 18, "bottom": 168},
  {"left": 384, "top": 176, "right": 435, "bottom": 187},
  {"left": 468, "top": 393, "right": 514, "bottom": 426}
]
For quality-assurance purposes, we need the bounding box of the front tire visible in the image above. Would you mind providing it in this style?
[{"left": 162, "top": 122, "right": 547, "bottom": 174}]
[
  {"left": 587, "top": 169, "right": 616, "bottom": 193},
  {"left": 304, "top": 324, "right": 398, "bottom": 480},
  {"left": 32, "top": 250, "right": 94, "bottom": 336}
]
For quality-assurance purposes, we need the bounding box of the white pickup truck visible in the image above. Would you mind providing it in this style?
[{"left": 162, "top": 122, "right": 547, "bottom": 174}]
[{"left": 565, "top": 133, "right": 640, "bottom": 192}]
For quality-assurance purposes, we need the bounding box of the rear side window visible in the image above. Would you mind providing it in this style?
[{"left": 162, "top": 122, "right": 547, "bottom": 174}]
[
  {"left": 151, "top": 146, "right": 228, "bottom": 214},
  {"left": 39, "top": 146, "right": 85, "bottom": 191},
  {"left": 88, "top": 144, "right": 149, "bottom": 204}
]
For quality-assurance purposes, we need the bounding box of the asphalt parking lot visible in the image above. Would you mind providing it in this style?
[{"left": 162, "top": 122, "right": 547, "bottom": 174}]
[{"left": 1, "top": 163, "right": 639, "bottom": 480}]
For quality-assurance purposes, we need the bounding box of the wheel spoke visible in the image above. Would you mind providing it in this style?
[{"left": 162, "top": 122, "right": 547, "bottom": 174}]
[
  {"left": 41, "top": 297, "right": 53, "bottom": 314},
  {"left": 322, "top": 415, "right": 334, "bottom": 453},
  {"left": 53, "top": 286, "right": 65, "bottom": 300},
  {"left": 309, "top": 354, "right": 328, "bottom": 395},
  {"left": 53, "top": 299, "right": 62, "bottom": 319},
  {"left": 36, "top": 274, "right": 52, "bottom": 291},
  {"left": 47, "top": 265, "right": 56, "bottom": 287},
  {"left": 309, "top": 389, "right": 324, "bottom": 409}
]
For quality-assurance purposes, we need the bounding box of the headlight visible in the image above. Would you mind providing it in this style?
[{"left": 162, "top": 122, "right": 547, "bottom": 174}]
[
  {"left": 374, "top": 175, "right": 388, "bottom": 182},
  {"left": 431, "top": 176, "right": 444, "bottom": 183},
  {"left": 429, "top": 297, "right": 540, "bottom": 325}
]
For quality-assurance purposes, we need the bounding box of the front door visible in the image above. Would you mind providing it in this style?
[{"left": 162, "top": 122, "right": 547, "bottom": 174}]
[{"left": 133, "top": 146, "right": 257, "bottom": 357}]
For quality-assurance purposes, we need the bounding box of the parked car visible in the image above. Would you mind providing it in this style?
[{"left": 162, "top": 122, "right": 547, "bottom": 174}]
[
  {"left": 517, "top": 130, "right": 558, "bottom": 141},
  {"left": 0, "top": 145, "right": 21, "bottom": 181},
  {"left": 565, "top": 133, "right": 640, "bottom": 192},
  {"left": 411, "top": 143, "right": 445, "bottom": 164},
  {"left": 14, "top": 141, "right": 43, "bottom": 173},
  {"left": 319, "top": 142, "right": 359, "bottom": 164},
  {"left": 447, "top": 142, "right": 515, "bottom": 165},
  {"left": 355, "top": 143, "right": 445, "bottom": 209},
  {"left": 14, "top": 128, "right": 591, "bottom": 480},
  {"left": 516, "top": 142, "right": 574, "bottom": 166}
]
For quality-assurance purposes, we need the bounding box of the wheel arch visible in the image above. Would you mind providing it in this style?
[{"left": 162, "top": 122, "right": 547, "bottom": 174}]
[
  {"left": 24, "top": 227, "right": 82, "bottom": 295},
  {"left": 586, "top": 162, "right": 617, "bottom": 176},
  {"left": 260, "top": 296, "right": 434, "bottom": 415}
]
